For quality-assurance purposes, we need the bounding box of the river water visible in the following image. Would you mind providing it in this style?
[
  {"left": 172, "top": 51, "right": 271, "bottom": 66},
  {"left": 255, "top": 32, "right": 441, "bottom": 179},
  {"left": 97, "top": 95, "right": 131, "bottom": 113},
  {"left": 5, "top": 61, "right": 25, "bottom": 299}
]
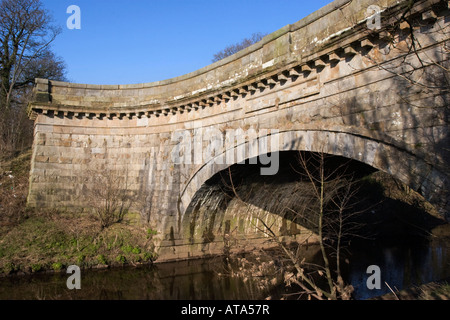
[
  {"left": 347, "top": 227, "right": 450, "bottom": 299},
  {"left": 0, "top": 224, "right": 449, "bottom": 300}
]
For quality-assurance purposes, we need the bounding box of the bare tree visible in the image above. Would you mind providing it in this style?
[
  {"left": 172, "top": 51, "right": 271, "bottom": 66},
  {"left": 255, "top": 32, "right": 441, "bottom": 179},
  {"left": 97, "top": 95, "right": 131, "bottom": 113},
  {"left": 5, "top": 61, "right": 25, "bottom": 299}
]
[
  {"left": 212, "top": 32, "right": 267, "bottom": 62},
  {"left": 0, "top": 0, "right": 66, "bottom": 156},
  {"left": 261, "top": 152, "right": 367, "bottom": 299},
  {"left": 220, "top": 151, "right": 368, "bottom": 300}
]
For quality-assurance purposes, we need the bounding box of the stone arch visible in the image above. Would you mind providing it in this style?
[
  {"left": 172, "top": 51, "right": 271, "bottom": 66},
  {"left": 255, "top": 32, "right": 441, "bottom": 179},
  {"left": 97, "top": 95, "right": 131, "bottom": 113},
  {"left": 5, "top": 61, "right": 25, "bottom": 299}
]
[{"left": 180, "top": 130, "right": 447, "bottom": 218}]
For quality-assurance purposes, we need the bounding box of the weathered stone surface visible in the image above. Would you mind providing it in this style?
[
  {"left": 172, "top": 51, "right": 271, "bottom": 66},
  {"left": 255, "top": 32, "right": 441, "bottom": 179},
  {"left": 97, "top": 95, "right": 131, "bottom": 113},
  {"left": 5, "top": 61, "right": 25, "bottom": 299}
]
[{"left": 27, "top": 0, "right": 450, "bottom": 262}]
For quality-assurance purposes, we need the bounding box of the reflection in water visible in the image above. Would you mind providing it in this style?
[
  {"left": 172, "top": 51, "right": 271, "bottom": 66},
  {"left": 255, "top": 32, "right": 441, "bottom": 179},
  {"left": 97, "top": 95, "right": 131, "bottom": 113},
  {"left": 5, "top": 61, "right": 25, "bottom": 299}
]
[
  {"left": 348, "top": 232, "right": 450, "bottom": 300},
  {"left": 1, "top": 226, "right": 449, "bottom": 300},
  {"left": 0, "top": 258, "right": 271, "bottom": 300}
]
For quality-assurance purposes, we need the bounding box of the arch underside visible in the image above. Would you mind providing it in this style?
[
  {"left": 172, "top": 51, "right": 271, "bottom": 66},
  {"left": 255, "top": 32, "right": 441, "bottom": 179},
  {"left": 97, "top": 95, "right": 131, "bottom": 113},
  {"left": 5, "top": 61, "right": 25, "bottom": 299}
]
[{"left": 181, "top": 130, "right": 449, "bottom": 220}]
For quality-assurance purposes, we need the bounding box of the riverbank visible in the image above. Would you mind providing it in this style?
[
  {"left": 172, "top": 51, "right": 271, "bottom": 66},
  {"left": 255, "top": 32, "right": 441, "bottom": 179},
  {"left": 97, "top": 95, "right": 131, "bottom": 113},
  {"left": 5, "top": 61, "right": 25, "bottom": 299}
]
[
  {"left": 372, "top": 278, "right": 450, "bottom": 300},
  {"left": 0, "top": 213, "right": 158, "bottom": 277},
  {"left": 0, "top": 149, "right": 157, "bottom": 277}
]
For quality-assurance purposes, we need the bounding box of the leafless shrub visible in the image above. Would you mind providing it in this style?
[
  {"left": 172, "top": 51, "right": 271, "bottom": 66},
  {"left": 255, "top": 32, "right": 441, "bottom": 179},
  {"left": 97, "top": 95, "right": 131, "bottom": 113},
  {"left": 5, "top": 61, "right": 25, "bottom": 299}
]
[
  {"left": 220, "top": 151, "right": 369, "bottom": 300},
  {"left": 83, "top": 167, "right": 135, "bottom": 229}
]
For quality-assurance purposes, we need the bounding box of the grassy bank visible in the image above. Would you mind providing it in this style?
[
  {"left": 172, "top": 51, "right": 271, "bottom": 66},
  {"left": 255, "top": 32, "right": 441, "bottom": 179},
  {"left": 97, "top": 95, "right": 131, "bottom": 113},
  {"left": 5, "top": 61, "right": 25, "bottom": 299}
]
[
  {"left": 0, "top": 150, "right": 157, "bottom": 276},
  {"left": 0, "top": 213, "right": 157, "bottom": 276}
]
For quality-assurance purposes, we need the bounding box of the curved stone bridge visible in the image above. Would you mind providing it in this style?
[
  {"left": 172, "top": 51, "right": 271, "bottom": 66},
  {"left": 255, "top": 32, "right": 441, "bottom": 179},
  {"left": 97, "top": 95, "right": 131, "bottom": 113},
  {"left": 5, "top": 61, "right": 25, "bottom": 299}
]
[{"left": 27, "top": 0, "right": 449, "bottom": 261}]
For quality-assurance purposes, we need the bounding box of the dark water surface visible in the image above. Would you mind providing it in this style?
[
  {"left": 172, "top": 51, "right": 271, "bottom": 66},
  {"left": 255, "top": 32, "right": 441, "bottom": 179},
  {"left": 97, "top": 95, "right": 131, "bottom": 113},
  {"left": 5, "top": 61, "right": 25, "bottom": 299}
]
[
  {"left": 347, "top": 225, "right": 450, "bottom": 299},
  {"left": 1, "top": 224, "right": 449, "bottom": 300}
]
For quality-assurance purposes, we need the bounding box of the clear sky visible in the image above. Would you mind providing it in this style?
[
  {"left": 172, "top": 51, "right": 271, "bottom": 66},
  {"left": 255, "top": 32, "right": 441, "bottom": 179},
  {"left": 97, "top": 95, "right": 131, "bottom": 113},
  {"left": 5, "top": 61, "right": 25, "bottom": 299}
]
[{"left": 41, "top": 0, "right": 333, "bottom": 85}]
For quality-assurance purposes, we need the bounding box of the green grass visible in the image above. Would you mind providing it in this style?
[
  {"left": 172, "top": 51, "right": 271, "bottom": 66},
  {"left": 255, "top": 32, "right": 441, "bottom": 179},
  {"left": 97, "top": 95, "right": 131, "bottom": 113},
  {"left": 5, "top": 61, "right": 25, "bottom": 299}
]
[
  {"left": 0, "top": 149, "right": 158, "bottom": 276},
  {"left": 0, "top": 213, "right": 157, "bottom": 275}
]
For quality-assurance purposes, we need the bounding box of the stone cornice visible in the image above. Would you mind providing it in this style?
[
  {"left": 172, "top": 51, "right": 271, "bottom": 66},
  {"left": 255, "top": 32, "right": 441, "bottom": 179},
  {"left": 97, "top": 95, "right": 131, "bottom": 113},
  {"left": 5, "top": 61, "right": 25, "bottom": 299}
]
[{"left": 28, "top": 0, "right": 447, "bottom": 120}]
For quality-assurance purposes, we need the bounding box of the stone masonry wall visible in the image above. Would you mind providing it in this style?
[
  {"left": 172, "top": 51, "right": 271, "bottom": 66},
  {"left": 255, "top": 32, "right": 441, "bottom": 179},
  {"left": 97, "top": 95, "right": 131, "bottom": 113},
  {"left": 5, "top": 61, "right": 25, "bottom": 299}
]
[{"left": 27, "top": 0, "right": 450, "bottom": 261}]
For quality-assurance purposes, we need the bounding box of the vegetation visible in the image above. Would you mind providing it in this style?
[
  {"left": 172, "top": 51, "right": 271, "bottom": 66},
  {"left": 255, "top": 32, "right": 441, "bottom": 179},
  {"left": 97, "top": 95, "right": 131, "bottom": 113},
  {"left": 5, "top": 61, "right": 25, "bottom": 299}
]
[
  {"left": 418, "top": 282, "right": 450, "bottom": 300},
  {"left": 371, "top": 280, "right": 450, "bottom": 300},
  {"left": 0, "top": 149, "right": 31, "bottom": 225},
  {"left": 82, "top": 166, "right": 135, "bottom": 229},
  {"left": 218, "top": 151, "right": 447, "bottom": 300},
  {"left": 0, "top": 0, "right": 152, "bottom": 273},
  {"left": 0, "top": 210, "right": 158, "bottom": 276},
  {"left": 0, "top": 209, "right": 158, "bottom": 276},
  {"left": 0, "top": 149, "right": 157, "bottom": 276},
  {"left": 0, "top": 0, "right": 67, "bottom": 159},
  {"left": 212, "top": 32, "right": 267, "bottom": 62},
  {"left": 220, "top": 152, "right": 367, "bottom": 299}
]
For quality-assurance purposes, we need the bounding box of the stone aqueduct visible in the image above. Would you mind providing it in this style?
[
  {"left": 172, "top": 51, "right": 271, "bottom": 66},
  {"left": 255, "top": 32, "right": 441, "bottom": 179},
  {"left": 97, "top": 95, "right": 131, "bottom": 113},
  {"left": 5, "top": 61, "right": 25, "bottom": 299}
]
[{"left": 27, "top": 0, "right": 449, "bottom": 261}]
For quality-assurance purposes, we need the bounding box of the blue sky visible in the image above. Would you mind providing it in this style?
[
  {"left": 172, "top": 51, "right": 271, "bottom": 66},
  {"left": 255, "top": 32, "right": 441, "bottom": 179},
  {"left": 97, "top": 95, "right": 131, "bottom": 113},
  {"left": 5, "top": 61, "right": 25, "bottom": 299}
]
[{"left": 42, "top": 0, "right": 333, "bottom": 85}]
